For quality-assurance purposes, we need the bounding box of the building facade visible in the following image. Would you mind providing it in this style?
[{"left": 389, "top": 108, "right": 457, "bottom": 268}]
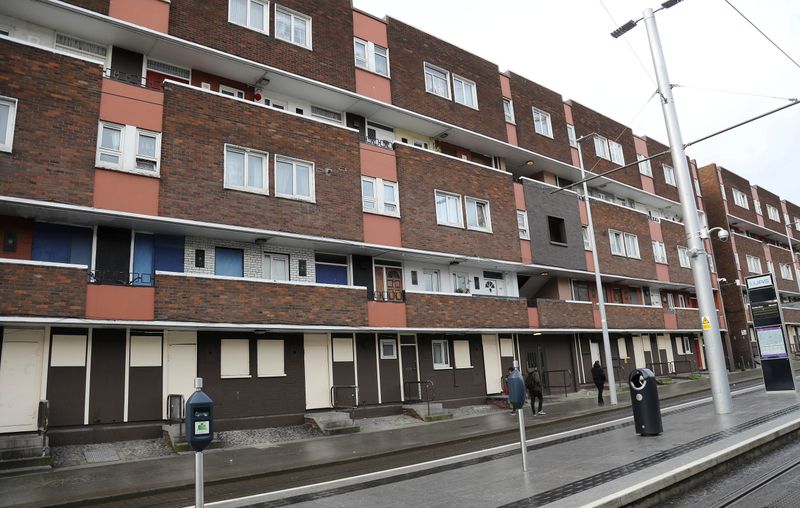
[{"left": 0, "top": 0, "right": 727, "bottom": 444}]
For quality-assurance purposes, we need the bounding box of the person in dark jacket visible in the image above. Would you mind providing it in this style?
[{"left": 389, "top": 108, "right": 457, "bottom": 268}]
[
  {"left": 591, "top": 361, "right": 606, "bottom": 405},
  {"left": 526, "top": 367, "right": 545, "bottom": 415},
  {"left": 503, "top": 367, "right": 516, "bottom": 415}
]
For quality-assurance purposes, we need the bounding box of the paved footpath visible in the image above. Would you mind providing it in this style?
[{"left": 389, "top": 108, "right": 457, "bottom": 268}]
[{"left": 0, "top": 370, "right": 778, "bottom": 507}]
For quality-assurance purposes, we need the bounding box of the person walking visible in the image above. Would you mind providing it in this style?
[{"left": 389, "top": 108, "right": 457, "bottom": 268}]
[
  {"left": 592, "top": 361, "right": 606, "bottom": 405},
  {"left": 526, "top": 367, "right": 545, "bottom": 415}
]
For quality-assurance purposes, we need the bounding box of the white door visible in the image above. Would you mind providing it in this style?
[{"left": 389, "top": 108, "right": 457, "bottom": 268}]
[
  {"left": 590, "top": 341, "right": 601, "bottom": 366},
  {"left": 632, "top": 335, "right": 647, "bottom": 369},
  {"left": 0, "top": 329, "right": 44, "bottom": 432},
  {"left": 304, "top": 334, "right": 331, "bottom": 409},
  {"left": 482, "top": 334, "right": 502, "bottom": 394},
  {"left": 167, "top": 344, "right": 196, "bottom": 403}
]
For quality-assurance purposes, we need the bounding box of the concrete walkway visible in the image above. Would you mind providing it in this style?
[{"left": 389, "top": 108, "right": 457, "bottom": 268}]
[{"left": 0, "top": 369, "right": 769, "bottom": 507}]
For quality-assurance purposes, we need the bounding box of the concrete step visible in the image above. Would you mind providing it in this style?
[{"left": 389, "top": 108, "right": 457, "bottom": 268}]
[
  {"left": 0, "top": 455, "right": 51, "bottom": 473},
  {"left": 0, "top": 446, "right": 49, "bottom": 461},
  {"left": 402, "top": 403, "right": 453, "bottom": 422},
  {"left": 0, "top": 434, "right": 47, "bottom": 450},
  {"left": 0, "top": 433, "right": 50, "bottom": 473},
  {"left": 305, "top": 411, "right": 360, "bottom": 435}
]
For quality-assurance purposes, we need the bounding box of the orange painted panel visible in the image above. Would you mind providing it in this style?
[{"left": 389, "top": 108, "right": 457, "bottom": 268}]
[
  {"left": 353, "top": 10, "right": 388, "bottom": 46},
  {"left": 0, "top": 217, "right": 33, "bottom": 260},
  {"left": 367, "top": 301, "right": 407, "bottom": 327},
  {"left": 513, "top": 183, "right": 526, "bottom": 210},
  {"left": 355, "top": 69, "right": 392, "bottom": 103},
  {"left": 528, "top": 307, "right": 540, "bottom": 328},
  {"left": 641, "top": 176, "right": 655, "bottom": 194},
  {"left": 94, "top": 169, "right": 159, "bottom": 215},
  {"left": 99, "top": 79, "right": 164, "bottom": 132},
  {"left": 542, "top": 172, "right": 558, "bottom": 186},
  {"left": 86, "top": 285, "right": 155, "bottom": 320},
  {"left": 664, "top": 312, "right": 678, "bottom": 330},
  {"left": 648, "top": 218, "right": 663, "bottom": 242},
  {"left": 364, "top": 213, "right": 402, "bottom": 247},
  {"left": 563, "top": 103, "right": 574, "bottom": 125},
  {"left": 499, "top": 74, "right": 512, "bottom": 98},
  {"left": 109, "top": 0, "right": 169, "bottom": 33},
  {"left": 656, "top": 264, "right": 670, "bottom": 282},
  {"left": 360, "top": 143, "right": 397, "bottom": 180},
  {"left": 634, "top": 136, "right": 648, "bottom": 155},
  {"left": 585, "top": 252, "right": 594, "bottom": 271},
  {"left": 520, "top": 240, "right": 532, "bottom": 264},
  {"left": 578, "top": 200, "right": 588, "bottom": 224},
  {"left": 505, "top": 123, "right": 518, "bottom": 146},
  {"left": 570, "top": 147, "right": 580, "bottom": 167},
  {"left": 593, "top": 308, "right": 602, "bottom": 328}
]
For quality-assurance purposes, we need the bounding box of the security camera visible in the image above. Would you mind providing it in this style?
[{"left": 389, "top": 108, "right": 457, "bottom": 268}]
[{"left": 717, "top": 229, "right": 730, "bottom": 242}]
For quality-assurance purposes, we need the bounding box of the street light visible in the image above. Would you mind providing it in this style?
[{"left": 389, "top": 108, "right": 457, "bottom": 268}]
[{"left": 575, "top": 133, "right": 618, "bottom": 405}]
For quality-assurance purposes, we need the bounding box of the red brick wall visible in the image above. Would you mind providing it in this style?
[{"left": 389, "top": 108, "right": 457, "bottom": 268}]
[
  {"left": 784, "top": 307, "right": 800, "bottom": 324},
  {"left": 734, "top": 233, "right": 767, "bottom": 276},
  {"left": 537, "top": 299, "right": 595, "bottom": 329},
  {"left": 719, "top": 167, "right": 757, "bottom": 223},
  {"left": 755, "top": 186, "right": 786, "bottom": 234},
  {"left": 405, "top": 293, "right": 529, "bottom": 329},
  {"left": 159, "top": 83, "right": 363, "bottom": 240},
  {"left": 61, "top": 0, "right": 109, "bottom": 13},
  {"left": 507, "top": 72, "right": 571, "bottom": 164},
  {"left": 0, "top": 263, "right": 87, "bottom": 317},
  {"left": 168, "top": 0, "right": 355, "bottom": 91},
  {"left": 0, "top": 40, "right": 102, "bottom": 207},
  {"left": 606, "top": 305, "right": 664, "bottom": 330},
  {"left": 644, "top": 137, "right": 680, "bottom": 202},
  {"left": 660, "top": 219, "right": 694, "bottom": 285},
  {"left": 395, "top": 144, "right": 520, "bottom": 261},
  {"left": 155, "top": 274, "right": 368, "bottom": 326},
  {"left": 767, "top": 245, "right": 796, "bottom": 293},
  {"left": 386, "top": 18, "right": 506, "bottom": 141},
  {"left": 568, "top": 100, "right": 640, "bottom": 189},
  {"left": 675, "top": 308, "right": 700, "bottom": 330},
  {"left": 591, "top": 200, "right": 657, "bottom": 280}
]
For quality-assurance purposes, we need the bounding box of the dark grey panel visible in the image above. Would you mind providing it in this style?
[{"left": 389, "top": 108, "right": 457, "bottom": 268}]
[
  {"left": 523, "top": 179, "right": 586, "bottom": 270},
  {"left": 355, "top": 334, "right": 379, "bottom": 405},
  {"left": 128, "top": 367, "right": 162, "bottom": 421},
  {"left": 89, "top": 329, "right": 126, "bottom": 424}
]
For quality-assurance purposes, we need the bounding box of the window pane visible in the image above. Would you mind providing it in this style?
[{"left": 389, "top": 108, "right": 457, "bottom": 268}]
[
  {"left": 476, "top": 202, "right": 487, "bottom": 228},
  {"left": 466, "top": 200, "right": 477, "bottom": 227},
  {"left": 374, "top": 48, "right": 388, "bottom": 75},
  {"left": 462, "top": 82, "right": 474, "bottom": 107},
  {"left": 247, "top": 154, "right": 263, "bottom": 188},
  {"left": 0, "top": 103, "right": 9, "bottom": 142},
  {"left": 295, "top": 163, "right": 311, "bottom": 197},
  {"left": 249, "top": 0, "right": 264, "bottom": 30},
  {"left": 293, "top": 16, "right": 307, "bottom": 45},
  {"left": 230, "top": 0, "right": 247, "bottom": 25},
  {"left": 432, "top": 343, "right": 442, "bottom": 365},
  {"left": 435, "top": 194, "right": 447, "bottom": 222},
  {"left": 446, "top": 196, "right": 459, "bottom": 223},
  {"left": 453, "top": 80, "right": 464, "bottom": 104},
  {"left": 272, "top": 257, "right": 288, "bottom": 281},
  {"left": 138, "top": 133, "right": 156, "bottom": 157},
  {"left": 99, "top": 153, "right": 119, "bottom": 164},
  {"left": 215, "top": 247, "right": 244, "bottom": 277},
  {"left": 383, "top": 182, "right": 396, "bottom": 204},
  {"left": 101, "top": 126, "right": 121, "bottom": 150},
  {"left": 276, "top": 159, "right": 293, "bottom": 194},
  {"left": 226, "top": 149, "right": 245, "bottom": 187},
  {"left": 316, "top": 263, "right": 348, "bottom": 285},
  {"left": 362, "top": 179, "right": 375, "bottom": 208},
  {"left": 354, "top": 40, "right": 367, "bottom": 67},
  {"left": 275, "top": 11, "right": 291, "bottom": 40}
]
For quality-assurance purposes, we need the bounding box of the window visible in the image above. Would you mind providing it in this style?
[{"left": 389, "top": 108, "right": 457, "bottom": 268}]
[
  {"left": 453, "top": 340, "right": 472, "bottom": 368},
  {"left": 315, "top": 253, "right": 349, "bottom": 285},
  {"left": 746, "top": 255, "right": 763, "bottom": 274},
  {"left": 424, "top": 63, "right": 450, "bottom": 99},
  {"left": 423, "top": 269, "right": 440, "bottom": 292},
  {"left": 637, "top": 154, "right": 652, "bottom": 177},
  {"left": 452, "top": 272, "right": 469, "bottom": 293},
  {"left": 435, "top": 191, "right": 463, "bottom": 227},
  {"left": 332, "top": 338, "right": 353, "bottom": 362},
  {"left": 608, "top": 140, "right": 624, "bottom": 165},
  {"left": 263, "top": 253, "right": 289, "bottom": 281},
  {"left": 678, "top": 294, "right": 686, "bottom": 308},
  {"left": 221, "top": 339, "right": 250, "bottom": 378},
  {"left": 0, "top": 96, "right": 17, "bottom": 152},
  {"left": 517, "top": 211, "right": 529, "bottom": 240},
  {"left": 220, "top": 85, "right": 245, "bottom": 98},
  {"left": 362, "top": 177, "right": 399, "bottom": 216},
  {"left": 229, "top": 0, "right": 268, "bottom": 33},
  {"left": 694, "top": 179, "right": 702, "bottom": 197},
  {"left": 548, "top": 216, "right": 567, "bottom": 245},
  {"left": 573, "top": 281, "right": 590, "bottom": 302},
  {"left": 96, "top": 122, "right": 162, "bottom": 176},
  {"left": 766, "top": 204, "right": 781, "bottom": 222},
  {"left": 503, "top": 98, "right": 515, "bottom": 123},
  {"left": 754, "top": 200, "right": 762, "bottom": 215},
  {"left": 275, "top": 156, "right": 314, "bottom": 201},
  {"left": 55, "top": 33, "right": 107, "bottom": 63},
  {"left": 380, "top": 339, "right": 397, "bottom": 360},
  {"left": 532, "top": 107, "right": 553, "bottom": 138},
  {"left": 353, "top": 38, "right": 389, "bottom": 76},
  {"left": 432, "top": 339, "right": 450, "bottom": 369},
  {"left": 130, "top": 336, "right": 162, "bottom": 367},
  {"left": 732, "top": 188, "right": 749, "bottom": 209},
  {"left": 257, "top": 340, "right": 285, "bottom": 377},
  {"left": 794, "top": 217, "right": 800, "bottom": 231},
  {"left": 275, "top": 5, "right": 311, "bottom": 48},
  {"left": 663, "top": 164, "right": 676, "bottom": 186},
  {"left": 609, "top": 230, "right": 639, "bottom": 258},
  {"left": 767, "top": 260, "right": 774, "bottom": 274},
  {"left": 667, "top": 293, "right": 675, "bottom": 309},
  {"left": 652, "top": 241, "right": 668, "bottom": 264},
  {"left": 453, "top": 75, "right": 478, "bottom": 109},
  {"left": 310, "top": 105, "right": 342, "bottom": 124},
  {"left": 780, "top": 263, "right": 794, "bottom": 280},
  {"left": 682, "top": 337, "right": 692, "bottom": 354},
  {"left": 582, "top": 226, "right": 592, "bottom": 250},
  {"left": 677, "top": 246, "right": 691, "bottom": 268},
  {"left": 594, "top": 135, "right": 610, "bottom": 160},
  {"left": 224, "top": 145, "right": 267, "bottom": 194},
  {"left": 567, "top": 124, "right": 577, "bottom": 147},
  {"left": 624, "top": 233, "right": 640, "bottom": 259},
  {"left": 215, "top": 247, "right": 244, "bottom": 277},
  {"left": 146, "top": 59, "right": 191, "bottom": 81},
  {"left": 465, "top": 197, "right": 491, "bottom": 232}
]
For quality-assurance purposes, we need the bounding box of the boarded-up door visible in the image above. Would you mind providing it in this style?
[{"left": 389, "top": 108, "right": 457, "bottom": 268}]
[
  {"left": 304, "top": 334, "right": 331, "bottom": 409},
  {"left": 89, "top": 329, "right": 125, "bottom": 424},
  {"left": 482, "top": 334, "right": 502, "bottom": 394},
  {"left": 0, "top": 329, "right": 44, "bottom": 432}
]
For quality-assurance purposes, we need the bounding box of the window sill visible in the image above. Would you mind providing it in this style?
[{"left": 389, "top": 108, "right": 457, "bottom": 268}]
[
  {"left": 257, "top": 373, "right": 287, "bottom": 378},
  {"left": 380, "top": 356, "right": 398, "bottom": 360},
  {"left": 436, "top": 221, "right": 464, "bottom": 230},
  {"left": 505, "top": 120, "right": 516, "bottom": 125},
  {"left": 549, "top": 241, "right": 568, "bottom": 247},
  {"left": 0, "top": 146, "right": 11, "bottom": 153},
  {"left": 96, "top": 163, "right": 161, "bottom": 179},
  {"left": 229, "top": 20, "right": 270, "bottom": 36},
  {"left": 455, "top": 102, "right": 479, "bottom": 111},
  {"left": 275, "top": 193, "right": 316, "bottom": 204},
  {"left": 535, "top": 131, "right": 554, "bottom": 139},
  {"left": 466, "top": 226, "right": 493, "bottom": 234},
  {"left": 455, "top": 365, "right": 474, "bottom": 369},
  {"left": 425, "top": 89, "right": 451, "bottom": 101},
  {"left": 224, "top": 185, "right": 268, "bottom": 196},
  {"left": 363, "top": 208, "right": 401, "bottom": 219},
  {"left": 221, "top": 375, "right": 252, "bottom": 379},
  {"left": 519, "top": 235, "right": 530, "bottom": 241},
  {"left": 355, "top": 64, "right": 391, "bottom": 79},
  {"left": 433, "top": 365, "right": 452, "bottom": 370}
]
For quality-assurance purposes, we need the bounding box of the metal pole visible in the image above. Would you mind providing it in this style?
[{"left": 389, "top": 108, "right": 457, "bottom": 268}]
[
  {"left": 195, "top": 451, "right": 204, "bottom": 508},
  {"left": 576, "top": 141, "right": 618, "bottom": 405},
  {"left": 643, "top": 8, "right": 732, "bottom": 414},
  {"left": 513, "top": 360, "right": 528, "bottom": 472}
]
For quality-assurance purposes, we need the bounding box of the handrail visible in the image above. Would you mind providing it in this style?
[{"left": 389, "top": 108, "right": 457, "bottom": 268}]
[
  {"left": 404, "top": 380, "right": 434, "bottom": 417},
  {"left": 541, "top": 369, "right": 571, "bottom": 397},
  {"left": 88, "top": 269, "right": 155, "bottom": 287},
  {"left": 646, "top": 359, "right": 696, "bottom": 377}
]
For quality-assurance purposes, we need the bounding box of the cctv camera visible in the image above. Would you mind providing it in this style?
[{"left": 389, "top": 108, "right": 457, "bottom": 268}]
[{"left": 717, "top": 229, "right": 730, "bottom": 242}]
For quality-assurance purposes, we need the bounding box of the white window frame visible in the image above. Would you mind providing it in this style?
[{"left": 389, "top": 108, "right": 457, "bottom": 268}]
[
  {"left": 503, "top": 98, "right": 515, "bottom": 123},
  {"left": 663, "top": 164, "right": 676, "bottom": 186},
  {"left": 609, "top": 229, "right": 626, "bottom": 256},
  {"left": 220, "top": 84, "right": 246, "bottom": 99},
  {"left": 422, "top": 269, "right": 441, "bottom": 292},
  {"left": 257, "top": 339, "right": 285, "bottom": 377},
  {"left": 220, "top": 339, "right": 251, "bottom": 379},
  {"left": 274, "top": 4, "right": 312, "bottom": 49},
  {"left": 453, "top": 340, "right": 473, "bottom": 368},
  {"left": 594, "top": 135, "right": 610, "bottom": 160},
  {"left": 274, "top": 155, "right": 315, "bottom": 202},
  {"left": 0, "top": 96, "right": 18, "bottom": 153},
  {"left": 732, "top": 188, "right": 749, "bottom": 209},
  {"left": 608, "top": 140, "right": 625, "bottom": 165},
  {"left": 361, "top": 176, "right": 400, "bottom": 217},
  {"left": 583, "top": 226, "right": 593, "bottom": 250},
  {"left": 624, "top": 233, "right": 640, "bottom": 259},
  {"left": 532, "top": 107, "right": 553, "bottom": 138},
  {"left": 310, "top": 105, "right": 343, "bottom": 125},
  {"left": 637, "top": 154, "right": 652, "bottom": 177},
  {"left": 135, "top": 129, "right": 160, "bottom": 173},
  {"left": 694, "top": 179, "right": 702, "bottom": 197},
  {"left": 424, "top": 62, "right": 451, "bottom": 100},
  {"left": 224, "top": 144, "right": 268, "bottom": 195},
  {"left": 677, "top": 246, "right": 691, "bottom": 268},
  {"left": 652, "top": 241, "right": 668, "bottom": 264},
  {"left": 746, "top": 254, "right": 763, "bottom": 274},
  {"left": 432, "top": 339, "right": 451, "bottom": 369},
  {"left": 780, "top": 263, "right": 794, "bottom": 280},
  {"left": 452, "top": 74, "right": 478, "bottom": 109},
  {"left": 228, "top": 0, "right": 269, "bottom": 34},
  {"left": 96, "top": 122, "right": 162, "bottom": 177},
  {"left": 353, "top": 38, "right": 390, "bottom": 77},
  {"left": 54, "top": 32, "right": 108, "bottom": 64},
  {"left": 682, "top": 337, "right": 692, "bottom": 354},
  {"left": 379, "top": 338, "right": 397, "bottom": 360},
  {"left": 263, "top": 253, "right": 289, "bottom": 281},
  {"left": 435, "top": 190, "right": 464, "bottom": 228},
  {"left": 567, "top": 124, "right": 577, "bottom": 147},
  {"left": 766, "top": 204, "right": 781, "bottom": 222},
  {"left": 465, "top": 196, "right": 492, "bottom": 233},
  {"left": 754, "top": 200, "right": 762, "bottom": 215},
  {"left": 517, "top": 211, "right": 529, "bottom": 240}
]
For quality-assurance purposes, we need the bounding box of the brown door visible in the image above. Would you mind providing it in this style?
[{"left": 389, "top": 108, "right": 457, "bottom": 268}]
[
  {"left": 386, "top": 268, "right": 403, "bottom": 302},
  {"left": 374, "top": 267, "right": 385, "bottom": 301}
]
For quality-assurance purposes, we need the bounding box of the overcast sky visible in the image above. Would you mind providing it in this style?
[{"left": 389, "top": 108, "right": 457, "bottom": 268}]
[{"left": 352, "top": 0, "right": 800, "bottom": 204}]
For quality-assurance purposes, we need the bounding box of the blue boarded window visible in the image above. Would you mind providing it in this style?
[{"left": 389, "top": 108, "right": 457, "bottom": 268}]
[
  {"left": 315, "top": 253, "right": 349, "bottom": 285},
  {"left": 132, "top": 233, "right": 155, "bottom": 286},
  {"left": 215, "top": 247, "right": 244, "bottom": 277},
  {"left": 154, "top": 234, "right": 184, "bottom": 273},
  {"left": 31, "top": 223, "right": 92, "bottom": 265}
]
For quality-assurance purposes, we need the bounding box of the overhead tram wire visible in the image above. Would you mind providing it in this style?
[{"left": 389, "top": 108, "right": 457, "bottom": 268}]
[
  {"left": 550, "top": 98, "right": 800, "bottom": 194},
  {"left": 672, "top": 84, "right": 797, "bottom": 103},
  {"left": 598, "top": 0, "right": 657, "bottom": 86},
  {"left": 724, "top": 0, "right": 800, "bottom": 72}
]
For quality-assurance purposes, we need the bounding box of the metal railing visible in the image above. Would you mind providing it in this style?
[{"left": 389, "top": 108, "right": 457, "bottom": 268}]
[
  {"left": 104, "top": 68, "right": 166, "bottom": 91},
  {"left": 371, "top": 290, "right": 406, "bottom": 303},
  {"left": 403, "top": 380, "right": 435, "bottom": 417},
  {"left": 88, "top": 269, "right": 155, "bottom": 287},
  {"left": 541, "top": 369, "right": 572, "bottom": 397},
  {"left": 646, "top": 359, "right": 697, "bottom": 377},
  {"left": 360, "top": 136, "right": 395, "bottom": 151}
]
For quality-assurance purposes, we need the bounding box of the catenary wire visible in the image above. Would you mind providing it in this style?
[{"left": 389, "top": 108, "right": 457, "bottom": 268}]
[
  {"left": 672, "top": 84, "right": 797, "bottom": 102},
  {"left": 597, "top": 0, "right": 657, "bottom": 86},
  {"left": 723, "top": 0, "right": 800, "bottom": 72}
]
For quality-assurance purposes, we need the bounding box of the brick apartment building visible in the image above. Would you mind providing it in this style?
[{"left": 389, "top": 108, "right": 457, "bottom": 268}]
[{"left": 0, "top": 0, "right": 768, "bottom": 445}]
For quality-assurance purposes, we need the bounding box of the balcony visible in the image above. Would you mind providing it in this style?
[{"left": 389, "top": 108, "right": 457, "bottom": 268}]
[
  {"left": 86, "top": 270, "right": 155, "bottom": 320},
  {"left": 404, "top": 292, "right": 528, "bottom": 329},
  {"left": 674, "top": 308, "right": 701, "bottom": 330},
  {"left": 605, "top": 304, "right": 664, "bottom": 330},
  {"left": 534, "top": 299, "right": 595, "bottom": 329},
  {"left": 0, "top": 260, "right": 86, "bottom": 318},
  {"left": 154, "top": 273, "right": 368, "bottom": 326}
]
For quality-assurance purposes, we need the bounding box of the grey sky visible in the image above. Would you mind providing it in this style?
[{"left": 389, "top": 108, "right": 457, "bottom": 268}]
[{"left": 352, "top": 0, "right": 800, "bottom": 204}]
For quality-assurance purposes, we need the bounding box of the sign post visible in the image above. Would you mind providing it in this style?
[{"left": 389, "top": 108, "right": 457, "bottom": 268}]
[
  {"left": 185, "top": 377, "right": 214, "bottom": 508},
  {"left": 746, "top": 274, "right": 796, "bottom": 391}
]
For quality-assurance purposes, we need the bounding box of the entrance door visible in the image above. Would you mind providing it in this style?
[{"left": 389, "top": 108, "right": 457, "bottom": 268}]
[
  {"left": 167, "top": 344, "right": 196, "bottom": 403},
  {"left": 482, "top": 334, "right": 502, "bottom": 394},
  {"left": 590, "top": 341, "right": 601, "bottom": 366},
  {"left": 0, "top": 329, "right": 44, "bottom": 432},
  {"left": 401, "top": 343, "right": 419, "bottom": 400},
  {"left": 694, "top": 338, "right": 704, "bottom": 370},
  {"left": 374, "top": 265, "right": 404, "bottom": 302},
  {"left": 304, "top": 334, "right": 331, "bottom": 409}
]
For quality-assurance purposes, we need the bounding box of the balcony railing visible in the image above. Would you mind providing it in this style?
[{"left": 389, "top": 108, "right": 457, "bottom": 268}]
[
  {"left": 360, "top": 135, "right": 395, "bottom": 151},
  {"left": 88, "top": 269, "right": 155, "bottom": 287},
  {"left": 370, "top": 289, "right": 406, "bottom": 303},
  {"left": 104, "top": 68, "right": 166, "bottom": 91}
]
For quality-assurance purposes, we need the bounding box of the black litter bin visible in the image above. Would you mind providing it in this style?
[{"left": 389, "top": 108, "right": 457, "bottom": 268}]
[{"left": 629, "top": 368, "right": 662, "bottom": 436}]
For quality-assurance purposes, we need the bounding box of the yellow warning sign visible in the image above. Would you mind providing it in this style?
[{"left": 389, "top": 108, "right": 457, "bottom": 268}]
[{"left": 702, "top": 316, "right": 712, "bottom": 330}]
